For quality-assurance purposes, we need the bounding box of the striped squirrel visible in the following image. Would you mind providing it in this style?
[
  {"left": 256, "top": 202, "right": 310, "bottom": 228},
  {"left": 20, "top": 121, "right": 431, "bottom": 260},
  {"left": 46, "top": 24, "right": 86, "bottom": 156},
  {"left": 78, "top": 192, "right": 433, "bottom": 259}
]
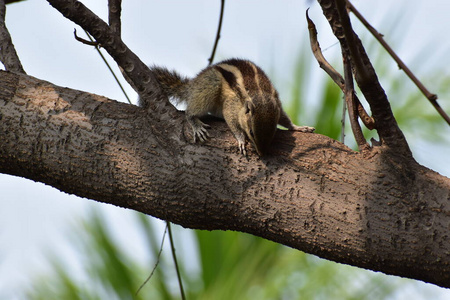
[{"left": 148, "top": 58, "right": 314, "bottom": 156}]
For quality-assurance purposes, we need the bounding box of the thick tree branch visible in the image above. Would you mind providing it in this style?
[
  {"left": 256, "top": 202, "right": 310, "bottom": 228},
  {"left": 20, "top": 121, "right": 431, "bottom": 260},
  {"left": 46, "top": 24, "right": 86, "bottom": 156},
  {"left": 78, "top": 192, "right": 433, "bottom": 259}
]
[
  {"left": 318, "top": 0, "right": 411, "bottom": 156},
  {"left": 1, "top": 71, "right": 449, "bottom": 287},
  {"left": 2, "top": 0, "right": 449, "bottom": 290},
  {"left": 0, "top": 0, "right": 25, "bottom": 73}
]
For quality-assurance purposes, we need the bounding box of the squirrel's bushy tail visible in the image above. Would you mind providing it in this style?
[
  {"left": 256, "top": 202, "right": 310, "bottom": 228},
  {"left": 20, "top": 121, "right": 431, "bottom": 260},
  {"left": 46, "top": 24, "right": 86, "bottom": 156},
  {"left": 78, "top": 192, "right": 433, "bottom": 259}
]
[{"left": 150, "top": 66, "right": 190, "bottom": 103}]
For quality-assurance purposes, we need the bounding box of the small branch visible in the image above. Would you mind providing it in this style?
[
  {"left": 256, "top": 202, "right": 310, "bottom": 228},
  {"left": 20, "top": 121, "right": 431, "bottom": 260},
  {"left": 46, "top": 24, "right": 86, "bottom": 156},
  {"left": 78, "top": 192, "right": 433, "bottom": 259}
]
[
  {"left": 343, "top": 51, "right": 368, "bottom": 150},
  {"left": 306, "top": 9, "right": 375, "bottom": 131},
  {"left": 340, "top": 98, "right": 346, "bottom": 143},
  {"left": 0, "top": 0, "right": 25, "bottom": 73},
  {"left": 82, "top": 30, "right": 132, "bottom": 104},
  {"left": 208, "top": 0, "right": 225, "bottom": 66},
  {"left": 347, "top": 0, "right": 450, "bottom": 126},
  {"left": 73, "top": 29, "right": 99, "bottom": 47},
  {"left": 357, "top": 103, "right": 374, "bottom": 130},
  {"left": 306, "top": 9, "right": 344, "bottom": 86},
  {"left": 167, "top": 223, "right": 186, "bottom": 300},
  {"left": 108, "top": 0, "right": 121, "bottom": 35},
  {"left": 136, "top": 222, "right": 168, "bottom": 296}
]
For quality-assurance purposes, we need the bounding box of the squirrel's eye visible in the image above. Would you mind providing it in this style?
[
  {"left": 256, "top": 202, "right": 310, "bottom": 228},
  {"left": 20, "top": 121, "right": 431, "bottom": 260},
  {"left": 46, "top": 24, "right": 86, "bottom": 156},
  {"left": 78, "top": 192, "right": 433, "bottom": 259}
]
[{"left": 249, "top": 129, "right": 254, "bottom": 137}]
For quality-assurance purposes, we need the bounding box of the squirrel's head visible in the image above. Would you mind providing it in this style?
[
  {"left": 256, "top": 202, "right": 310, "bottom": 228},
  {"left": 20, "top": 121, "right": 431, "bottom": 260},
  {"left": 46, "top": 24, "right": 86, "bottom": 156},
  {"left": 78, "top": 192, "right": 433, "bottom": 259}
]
[{"left": 241, "top": 100, "right": 280, "bottom": 156}]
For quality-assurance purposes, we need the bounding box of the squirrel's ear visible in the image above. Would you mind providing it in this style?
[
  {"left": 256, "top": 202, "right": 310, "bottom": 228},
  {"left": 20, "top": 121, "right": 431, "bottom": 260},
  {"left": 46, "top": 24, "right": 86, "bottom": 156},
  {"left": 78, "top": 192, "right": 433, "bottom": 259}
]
[{"left": 244, "top": 101, "right": 255, "bottom": 115}]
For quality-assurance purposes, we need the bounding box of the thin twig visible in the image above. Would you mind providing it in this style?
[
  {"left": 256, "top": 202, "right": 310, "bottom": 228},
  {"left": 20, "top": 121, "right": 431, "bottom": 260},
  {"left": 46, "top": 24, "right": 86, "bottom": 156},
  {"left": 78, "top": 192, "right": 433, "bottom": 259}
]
[
  {"left": 135, "top": 223, "right": 169, "bottom": 296},
  {"left": 340, "top": 99, "right": 346, "bottom": 143},
  {"left": 306, "top": 9, "right": 375, "bottom": 130},
  {"left": 167, "top": 222, "right": 186, "bottom": 300},
  {"left": 108, "top": 0, "right": 122, "bottom": 35},
  {"left": 74, "top": 29, "right": 99, "bottom": 47},
  {"left": 343, "top": 51, "right": 367, "bottom": 150},
  {"left": 306, "top": 9, "right": 344, "bottom": 87},
  {"left": 0, "top": 0, "right": 25, "bottom": 73},
  {"left": 347, "top": 0, "right": 450, "bottom": 126},
  {"left": 82, "top": 30, "right": 132, "bottom": 104},
  {"left": 208, "top": 0, "right": 225, "bottom": 66}
]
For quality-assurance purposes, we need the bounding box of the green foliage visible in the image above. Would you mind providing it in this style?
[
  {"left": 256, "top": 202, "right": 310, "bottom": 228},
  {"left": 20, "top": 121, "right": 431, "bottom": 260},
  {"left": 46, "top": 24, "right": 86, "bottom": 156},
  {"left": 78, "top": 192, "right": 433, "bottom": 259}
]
[
  {"left": 26, "top": 209, "right": 435, "bottom": 300},
  {"left": 27, "top": 211, "right": 144, "bottom": 300}
]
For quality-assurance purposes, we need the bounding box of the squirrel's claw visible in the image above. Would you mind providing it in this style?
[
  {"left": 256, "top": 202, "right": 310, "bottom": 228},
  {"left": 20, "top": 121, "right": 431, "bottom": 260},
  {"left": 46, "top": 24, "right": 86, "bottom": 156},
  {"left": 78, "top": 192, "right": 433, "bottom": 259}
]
[
  {"left": 238, "top": 141, "right": 247, "bottom": 156},
  {"left": 193, "top": 126, "right": 209, "bottom": 143},
  {"left": 191, "top": 119, "right": 210, "bottom": 143}
]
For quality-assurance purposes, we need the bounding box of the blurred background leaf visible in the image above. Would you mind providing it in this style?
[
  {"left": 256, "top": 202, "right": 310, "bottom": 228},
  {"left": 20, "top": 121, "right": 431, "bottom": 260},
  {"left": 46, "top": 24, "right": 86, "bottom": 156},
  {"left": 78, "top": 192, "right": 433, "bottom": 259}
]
[{"left": 25, "top": 208, "right": 438, "bottom": 300}]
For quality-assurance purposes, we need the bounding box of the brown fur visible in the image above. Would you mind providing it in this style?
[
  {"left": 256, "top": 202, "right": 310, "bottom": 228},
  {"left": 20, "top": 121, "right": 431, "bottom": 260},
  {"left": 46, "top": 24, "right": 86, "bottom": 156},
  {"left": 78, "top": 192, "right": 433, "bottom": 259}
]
[{"left": 150, "top": 59, "right": 314, "bottom": 155}]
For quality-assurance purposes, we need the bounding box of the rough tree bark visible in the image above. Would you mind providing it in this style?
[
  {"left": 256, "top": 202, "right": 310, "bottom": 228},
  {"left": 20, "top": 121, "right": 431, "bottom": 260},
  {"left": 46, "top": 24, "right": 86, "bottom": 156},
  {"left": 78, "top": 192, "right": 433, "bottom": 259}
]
[{"left": 0, "top": 0, "right": 449, "bottom": 288}]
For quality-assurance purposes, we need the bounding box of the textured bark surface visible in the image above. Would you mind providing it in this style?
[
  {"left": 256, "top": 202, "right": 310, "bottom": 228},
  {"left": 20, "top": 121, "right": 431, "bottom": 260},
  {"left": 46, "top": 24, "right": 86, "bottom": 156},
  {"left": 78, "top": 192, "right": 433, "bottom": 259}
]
[{"left": 1, "top": 71, "right": 449, "bottom": 287}]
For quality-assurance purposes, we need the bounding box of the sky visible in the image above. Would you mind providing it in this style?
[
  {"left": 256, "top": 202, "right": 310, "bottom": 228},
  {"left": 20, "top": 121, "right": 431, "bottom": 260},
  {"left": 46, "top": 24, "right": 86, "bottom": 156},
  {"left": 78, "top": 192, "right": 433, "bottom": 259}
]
[{"left": 1, "top": 0, "right": 450, "bottom": 299}]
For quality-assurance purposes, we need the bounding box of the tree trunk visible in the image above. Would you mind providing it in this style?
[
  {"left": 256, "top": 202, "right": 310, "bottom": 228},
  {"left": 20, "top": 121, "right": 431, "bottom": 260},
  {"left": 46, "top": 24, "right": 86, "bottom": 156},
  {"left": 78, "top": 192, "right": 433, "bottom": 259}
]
[{"left": 1, "top": 70, "right": 449, "bottom": 288}]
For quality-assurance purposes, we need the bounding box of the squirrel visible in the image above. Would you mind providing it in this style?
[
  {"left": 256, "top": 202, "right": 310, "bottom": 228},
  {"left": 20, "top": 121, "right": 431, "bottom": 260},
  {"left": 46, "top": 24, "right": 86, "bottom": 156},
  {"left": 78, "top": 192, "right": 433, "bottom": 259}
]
[{"left": 146, "top": 58, "right": 315, "bottom": 156}]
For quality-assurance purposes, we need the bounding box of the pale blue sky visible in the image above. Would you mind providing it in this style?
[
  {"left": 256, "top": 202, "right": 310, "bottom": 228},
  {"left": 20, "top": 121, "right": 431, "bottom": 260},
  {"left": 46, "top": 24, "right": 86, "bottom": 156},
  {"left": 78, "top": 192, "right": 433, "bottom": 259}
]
[{"left": 1, "top": 0, "right": 449, "bottom": 299}]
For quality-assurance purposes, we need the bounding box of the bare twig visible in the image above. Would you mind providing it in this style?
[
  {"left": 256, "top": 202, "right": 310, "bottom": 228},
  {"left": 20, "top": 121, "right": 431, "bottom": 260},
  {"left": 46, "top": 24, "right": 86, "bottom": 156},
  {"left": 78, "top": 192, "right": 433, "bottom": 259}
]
[
  {"left": 108, "top": 0, "right": 121, "bottom": 35},
  {"left": 135, "top": 222, "right": 169, "bottom": 296},
  {"left": 0, "top": 0, "right": 25, "bottom": 73},
  {"left": 357, "top": 104, "right": 374, "bottom": 130},
  {"left": 340, "top": 99, "right": 346, "bottom": 143},
  {"left": 306, "top": 9, "right": 375, "bottom": 131},
  {"left": 82, "top": 30, "right": 132, "bottom": 104},
  {"left": 343, "top": 51, "right": 368, "bottom": 150},
  {"left": 208, "top": 0, "right": 225, "bottom": 65},
  {"left": 167, "top": 222, "right": 186, "bottom": 300},
  {"left": 347, "top": 0, "right": 450, "bottom": 126},
  {"left": 306, "top": 9, "right": 344, "bottom": 86},
  {"left": 74, "top": 29, "right": 99, "bottom": 47}
]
